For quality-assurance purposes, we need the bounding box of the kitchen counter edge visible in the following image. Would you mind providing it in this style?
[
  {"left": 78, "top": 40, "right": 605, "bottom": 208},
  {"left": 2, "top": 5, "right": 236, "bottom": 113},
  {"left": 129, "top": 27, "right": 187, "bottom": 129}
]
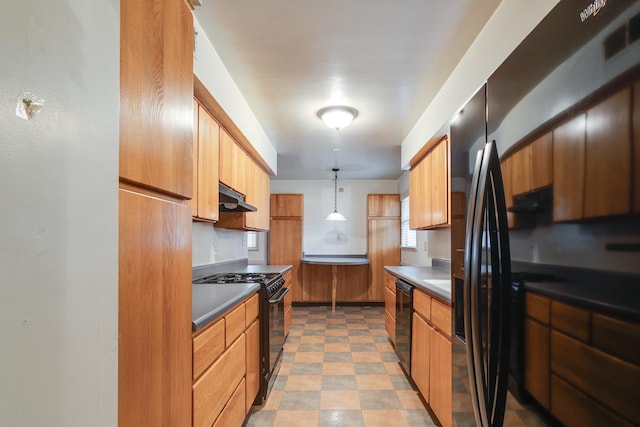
[
  {"left": 384, "top": 266, "right": 451, "bottom": 304},
  {"left": 192, "top": 283, "right": 261, "bottom": 332}
]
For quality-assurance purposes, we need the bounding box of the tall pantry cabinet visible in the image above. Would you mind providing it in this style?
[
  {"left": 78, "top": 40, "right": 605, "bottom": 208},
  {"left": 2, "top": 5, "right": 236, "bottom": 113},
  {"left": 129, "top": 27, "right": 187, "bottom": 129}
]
[
  {"left": 119, "top": 0, "right": 194, "bottom": 425},
  {"left": 367, "top": 195, "right": 401, "bottom": 301}
]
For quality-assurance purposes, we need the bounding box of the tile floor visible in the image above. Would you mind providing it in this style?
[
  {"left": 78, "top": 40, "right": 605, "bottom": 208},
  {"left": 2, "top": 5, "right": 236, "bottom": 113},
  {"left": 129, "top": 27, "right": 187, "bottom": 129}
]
[{"left": 244, "top": 305, "right": 438, "bottom": 427}]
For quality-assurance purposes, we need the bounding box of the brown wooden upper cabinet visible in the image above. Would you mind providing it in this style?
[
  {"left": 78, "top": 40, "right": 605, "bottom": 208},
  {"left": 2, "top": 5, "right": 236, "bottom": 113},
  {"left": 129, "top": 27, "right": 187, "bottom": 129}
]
[
  {"left": 219, "top": 127, "right": 249, "bottom": 196},
  {"left": 553, "top": 114, "right": 586, "bottom": 222},
  {"left": 409, "top": 137, "right": 449, "bottom": 229},
  {"left": 271, "top": 193, "right": 304, "bottom": 218},
  {"left": 368, "top": 194, "right": 401, "bottom": 217},
  {"left": 511, "top": 132, "right": 552, "bottom": 196},
  {"left": 190, "top": 100, "right": 220, "bottom": 222}
]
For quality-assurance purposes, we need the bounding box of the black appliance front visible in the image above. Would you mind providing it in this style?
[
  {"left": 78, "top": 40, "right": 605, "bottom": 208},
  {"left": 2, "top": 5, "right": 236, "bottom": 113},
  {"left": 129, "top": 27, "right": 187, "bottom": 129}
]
[{"left": 395, "top": 279, "right": 413, "bottom": 376}]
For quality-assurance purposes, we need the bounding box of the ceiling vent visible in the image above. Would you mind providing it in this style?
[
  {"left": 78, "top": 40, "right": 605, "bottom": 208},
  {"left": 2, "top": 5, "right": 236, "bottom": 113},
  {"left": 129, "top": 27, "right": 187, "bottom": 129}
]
[{"left": 604, "top": 12, "right": 640, "bottom": 60}]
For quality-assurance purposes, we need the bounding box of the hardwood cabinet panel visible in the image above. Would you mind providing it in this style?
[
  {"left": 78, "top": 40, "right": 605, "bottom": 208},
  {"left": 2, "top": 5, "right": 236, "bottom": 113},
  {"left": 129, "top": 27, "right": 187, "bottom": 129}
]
[
  {"left": 193, "top": 318, "right": 225, "bottom": 381},
  {"left": 409, "top": 163, "right": 420, "bottom": 229},
  {"left": 120, "top": 0, "right": 193, "bottom": 199},
  {"left": 189, "top": 99, "right": 199, "bottom": 215},
  {"left": 245, "top": 294, "right": 259, "bottom": 326},
  {"left": 195, "top": 104, "right": 220, "bottom": 221},
  {"left": 431, "top": 139, "right": 449, "bottom": 226},
  {"left": 430, "top": 299, "right": 451, "bottom": 339},
  {"left": 551, "top": 330, "right": 640, "bottom": 423},
  {"left": 531, "top": 132, "right": 553, "bottom": 190},
  {"left": 423, "top": 153, "right": 434, "bottom": 227},
  {"left": 511, "top": 144, "right": 533, "bottom": 196},
  {"left": 584, "top": 87, "right": 632, "bottom": 218},
  {"left": 525, "top": 293, "right": 550, "bottom": 325},
  {"left": 551, "top": 374, "right": 633, "bottom": 427},
  {"left": 367, "top": 216, "right": 400, "bottom": 301},
  {"left": 553, "top": 114, "right": 586, "bottom": 221},
  {"left": 634, "top": 81, "right": 640, "bottom": 213},
  {"left": 118, "top": 189, "right": 192, "bottom": 427},
  {"left": 430, "top": 328, "right": 452, "bottom": 427},
  {"left": 302, "top": 264, "right": 333, "bottom": 301},
  {"left": 413, "top": 290, "right": 431, "bottom": 321},
  {"left": 524, "top": 318, "right": 550, "bottom": 409},
  {"left": 385, "top": 310, "right": 396, "bottom": 344},
  {"left": 271, "top": 193, "right": 304, "bottom": 218},
  {"left": 225, "top": 303, "right": 247, "bottom": 348},
  {"left": 219, "top": 128, "right": 248, "bottom": 195},
  {"left": 411, "top": 312, "right": 431, "bottom": 401},
  {"left": 213, "top": 379, "right": 246, "bottom": 427},
  {"left": 384, "top": 272, "right": 396, "bottom": 292},
  {"left": 193, "top": 334, "right": 246, "bottom": 427},
  {"left": 384, "top": 287, "right": 396, "bottom": 319},
  {"left": 592, "top": 314, "right": 640, "bottom": 365},
  {"left": 336, "top": 264, "right": 369, "bottom": 302},
  {"left": 269, "top": 214, "right": 302, "bottom": 302},
  {"left": 245, "top": 320, "right": 260, "bottom": 413},
  {"left": 368, "top": 194, "right": 401, "bottom": 217},
  {"left": 551, "top": 301, "right": 590, "bottom": 342}
]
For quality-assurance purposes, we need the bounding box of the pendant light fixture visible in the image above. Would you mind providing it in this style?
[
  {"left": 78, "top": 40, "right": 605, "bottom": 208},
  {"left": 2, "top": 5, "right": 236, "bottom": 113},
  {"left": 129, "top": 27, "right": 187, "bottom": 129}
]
[{"left": 326, "top": 168, "right": 346, "bottom": 221}]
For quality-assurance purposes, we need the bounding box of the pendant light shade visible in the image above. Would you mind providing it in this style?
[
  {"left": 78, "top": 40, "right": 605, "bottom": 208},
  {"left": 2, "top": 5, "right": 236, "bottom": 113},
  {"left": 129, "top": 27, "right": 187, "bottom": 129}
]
[{"left": 326, "top": 168, "right": 346, "bottom": 221}]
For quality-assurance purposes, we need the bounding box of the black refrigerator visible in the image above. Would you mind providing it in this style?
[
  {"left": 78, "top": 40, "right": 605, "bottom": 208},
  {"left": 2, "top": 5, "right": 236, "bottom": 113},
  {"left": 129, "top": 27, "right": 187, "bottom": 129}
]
[{"left": 451, "top": 1, "right": 640, "bottom": 426}]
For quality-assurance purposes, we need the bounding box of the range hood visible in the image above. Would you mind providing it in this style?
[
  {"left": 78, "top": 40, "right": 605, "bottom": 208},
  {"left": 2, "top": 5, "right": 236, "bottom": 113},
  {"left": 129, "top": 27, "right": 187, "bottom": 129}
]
[
  {"left": 507, "top": 186, "right": 552, "bottom": 213},
  {"left": 219, "top": 184, "right": 257, "bottom": 212}
]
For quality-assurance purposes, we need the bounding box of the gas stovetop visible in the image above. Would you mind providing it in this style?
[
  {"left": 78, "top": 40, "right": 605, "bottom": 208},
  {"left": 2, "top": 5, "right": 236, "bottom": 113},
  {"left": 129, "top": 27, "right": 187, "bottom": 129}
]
[{"left": 193, "top": 272, "right": 284, "bottom": 296}]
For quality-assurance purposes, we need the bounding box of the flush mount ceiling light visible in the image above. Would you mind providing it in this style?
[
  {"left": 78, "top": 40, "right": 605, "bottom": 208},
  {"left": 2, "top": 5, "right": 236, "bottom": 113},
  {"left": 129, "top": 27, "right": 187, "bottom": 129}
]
[
  {"left": 326, "top": 168, "right": 346, "bottom": 221},
  {"left": 317, "top": 106, "right": 358, "bottom": 131}
]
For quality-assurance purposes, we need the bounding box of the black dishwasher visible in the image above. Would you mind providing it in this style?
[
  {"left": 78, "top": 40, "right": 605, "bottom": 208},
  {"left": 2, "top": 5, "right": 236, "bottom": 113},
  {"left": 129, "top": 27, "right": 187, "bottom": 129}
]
[{"left": 395, "top": 279, "right": 413, "bottom": 375}]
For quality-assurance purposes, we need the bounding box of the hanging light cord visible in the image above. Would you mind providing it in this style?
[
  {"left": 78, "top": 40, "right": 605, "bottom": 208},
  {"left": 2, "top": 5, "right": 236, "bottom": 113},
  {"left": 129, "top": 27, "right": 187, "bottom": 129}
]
[{"left": 332, "top": 168, "right": 339, "bottom": 212}]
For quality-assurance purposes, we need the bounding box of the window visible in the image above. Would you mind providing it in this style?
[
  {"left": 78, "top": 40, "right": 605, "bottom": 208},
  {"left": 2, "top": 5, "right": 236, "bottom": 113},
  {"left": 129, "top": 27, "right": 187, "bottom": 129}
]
[
  {"left": 247, "top": 231, "right": 258, "bottom": 251},
  {"left": 401, "top": 196, "right": 416, "bottom": 249}
]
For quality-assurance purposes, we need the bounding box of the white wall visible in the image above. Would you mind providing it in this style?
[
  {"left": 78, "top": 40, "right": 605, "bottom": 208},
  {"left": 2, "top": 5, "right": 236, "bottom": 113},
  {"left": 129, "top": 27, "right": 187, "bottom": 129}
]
[
  {"left": 0, "top": 1, "right": 119, "bottom": 425},
  {"left": 402, "top": 0, "right": 560, "bottom": 167},
  {"left": 192, "top": 223, "right": 249, "bottom": 266},
  {"left": 271, "top": 180, "right": 397, "bottom": 255}
]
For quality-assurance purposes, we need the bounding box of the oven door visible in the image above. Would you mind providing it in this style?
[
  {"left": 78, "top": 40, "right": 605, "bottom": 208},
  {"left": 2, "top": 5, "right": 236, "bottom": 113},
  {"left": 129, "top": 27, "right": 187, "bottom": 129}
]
[{"left": 268, "top": 286, "right": 289, "bottom": 376}]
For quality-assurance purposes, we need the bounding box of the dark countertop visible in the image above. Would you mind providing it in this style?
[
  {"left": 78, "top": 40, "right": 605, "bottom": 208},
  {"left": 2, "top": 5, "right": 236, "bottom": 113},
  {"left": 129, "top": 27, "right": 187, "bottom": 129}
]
[
  {"left": 191, "top": 260, "right": 294, "bottom": 332},
  {"left": 384, "top": 265, "right": 451, "bottom": 304},
  {"left": 512, "top": 261, "right": 640, "bottom": 321},
  {"left": 301, "top": 254, "right": 370, "bottom": 265},
  {"left": 192, "top": 283, "right": 260, "bottom": 331}
]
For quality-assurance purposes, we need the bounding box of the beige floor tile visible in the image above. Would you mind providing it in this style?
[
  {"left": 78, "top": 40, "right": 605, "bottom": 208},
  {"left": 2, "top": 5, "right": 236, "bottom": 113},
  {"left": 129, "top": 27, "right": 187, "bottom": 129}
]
[
  {"left": 285, "top": 375, "right": 323, "bottom": 391},
  {"left": 352, "top": 351, "right": 383, "bottom": 362},
  {"left": 348, "top": 335, "right": 375, "bottom": 343},
  {"left": 396, "top": 390, "right": 426, "bottom": 409},
  {"left": 300, "top": 335, "right": 326, "bottom": 344},
  {"left": 279, "top": 361, "right": 294, "bottom": 376},
  {"left": 323, "top": 342, "right": 352, "bottom": 352},
  {"left": 355, "top": 375, "right": 394, "bottom": 390},
  {"left": 262, "top": 390, "right": 283, "bottom": 410},
  {"left": 273, "top": 410, "right": 320, "bottom": 427},
  {"left": 375, "top": 342, "right": 394, "bottom": 352},
  {"left": 322, "top": 362, "right": 355, "bottom": 375},
  {"left": 320, "top": 390, "right": 362, "bottom": 410},
  {"left": 384, "top": 362, "right": 404, "bottom": 375},
  {"left": 294, "top": 352, "right": 325, "bottom": 363},
  {"left": 325, "top": 329, "right": 348, "bottom": 336},
  {"left": 361, "top": 410, "right": 410, "bottom": 427}
]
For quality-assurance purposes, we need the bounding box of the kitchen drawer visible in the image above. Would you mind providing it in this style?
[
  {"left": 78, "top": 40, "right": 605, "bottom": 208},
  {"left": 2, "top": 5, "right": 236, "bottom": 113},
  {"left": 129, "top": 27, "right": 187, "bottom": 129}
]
[
  {"left": 385, "top": 273, "right": 396, "bottom": 292},
  {"left": 385, "top": 310, "right": 396, "bottom": 344},
  {"left": 193, "top": 334, "right": 246, "bottom": 427},
  {"left": 245, "top": 293, "right": 259, "bottom": 326},
  {"left": 384, "top": 286, "right": 396, "bottom": 318},
  {"left": 551, "top": 330, "right": 640, "bottom": 424},
  {"left": 193, "top": 318, "right": 225, "bottom": 380},
  {"left": 551, "top": 374, "right": 633, "bottom": 427},
  {"left": 213, "top": 378, "right": 246, "bottom": 427},
  {"left": 413, "top": 289, "right": 431, "bottom": 321},
  {"left": 592, "top": 314, "right": 640, "bottom": 365},
  {"left": 526, "top": 293, "right": 550, "bottom": 325},
  {"left": 226, "top": 302, "right": 246, "bottom": 347},
  {"left": 430, "top": 299, "right": 451, "bottom": 338},
  {"left": 551, "top": 301, "right": 590, "bottom": 342}
]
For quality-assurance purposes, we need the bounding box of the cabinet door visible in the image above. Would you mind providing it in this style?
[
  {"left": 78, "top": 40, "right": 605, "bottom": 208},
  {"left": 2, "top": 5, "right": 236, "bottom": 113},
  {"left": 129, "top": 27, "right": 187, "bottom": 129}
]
[
  {"left": 120, "top": 0, "right": 193, "bottom": 199},
  {"left": 553, "top": 115, "right": 586, "bottom": 222},
  {"left": 531, "top": 132, "right": 553, "bottom": 190},
  {"left": 584, "top": 87, "right": 631, "bottom": 218},
  {"left": 409, "top": 163, "right": 421, "bottom": 229},
  {"left": 524, "top": 318, "right": 550, "bottom": 409},
  {"left": 367, "top": 218, "right": 400, "bottom": 301},
  {"left": 245, "top": 162, "right": 270, "bottom": 231},
  {"left": 271, "top": 193, "right": 304, "bottom": 217},
  {"left": 430, "top": 329, "right": 452, "bottom": 427},
  {"left": 189, "top": 99, "right": 199, "bottom": 215},
  {"left": 269, "top": 218, "right": 303, "bottom": 301},
  {"left": 219, "top": 127, "right": 234, "bottom": 190},
  {"left": 411, "top": 312, "right": 431, "bottom": 401},
  {"left": 196, "top": 104, "right": 220, "bottom": 221},
  {"left": 119, "top": 189, "right": 192, "bottom": 427},
  {"left": 431, "top": 139, "right": 449, "bottom": 226},
  {"left": 245, "top": 319, "right": 260, "bottom": 412},
  {"left": 302, "top": 264, "right": 332, "bottom": 301},
  {"left": 367, "top": 194, "right": 401, "bottom": 217},
  {"left": 512, "top": 144, "right": 533, "bottom": 196}
]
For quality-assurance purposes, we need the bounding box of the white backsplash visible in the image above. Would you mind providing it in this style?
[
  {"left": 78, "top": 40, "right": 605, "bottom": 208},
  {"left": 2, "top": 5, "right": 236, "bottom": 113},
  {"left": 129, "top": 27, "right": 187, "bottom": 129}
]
[{"left": 192, "top": 222, "right": 248, "bottom": 266}]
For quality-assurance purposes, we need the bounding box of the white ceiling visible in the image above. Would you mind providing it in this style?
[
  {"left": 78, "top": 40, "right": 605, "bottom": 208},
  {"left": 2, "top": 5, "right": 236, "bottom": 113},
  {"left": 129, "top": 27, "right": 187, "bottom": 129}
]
[{"left": 194, "top": 1, "right": 500, "bottom": 180}]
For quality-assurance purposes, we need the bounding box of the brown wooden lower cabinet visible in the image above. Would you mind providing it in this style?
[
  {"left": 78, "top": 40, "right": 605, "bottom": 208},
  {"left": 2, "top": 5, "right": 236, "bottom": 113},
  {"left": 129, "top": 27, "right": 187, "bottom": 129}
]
[
  {"left": 245, "top": 319, "right": 260, "bottom": 413},
  {"left": 301, "top": 264, "right": 369, "bottom": 302},
  {"left": 213, "top": 379, "right": 247, "bottom": 427},
  {"left": 429, "top": 327, "right": 452, "bottom": 427},
  {"left": 411, "top": 312, "right": 431, "bottom": 400},
  {"left": 525, "top": 291, "right": 640, "bottom": 425}
]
